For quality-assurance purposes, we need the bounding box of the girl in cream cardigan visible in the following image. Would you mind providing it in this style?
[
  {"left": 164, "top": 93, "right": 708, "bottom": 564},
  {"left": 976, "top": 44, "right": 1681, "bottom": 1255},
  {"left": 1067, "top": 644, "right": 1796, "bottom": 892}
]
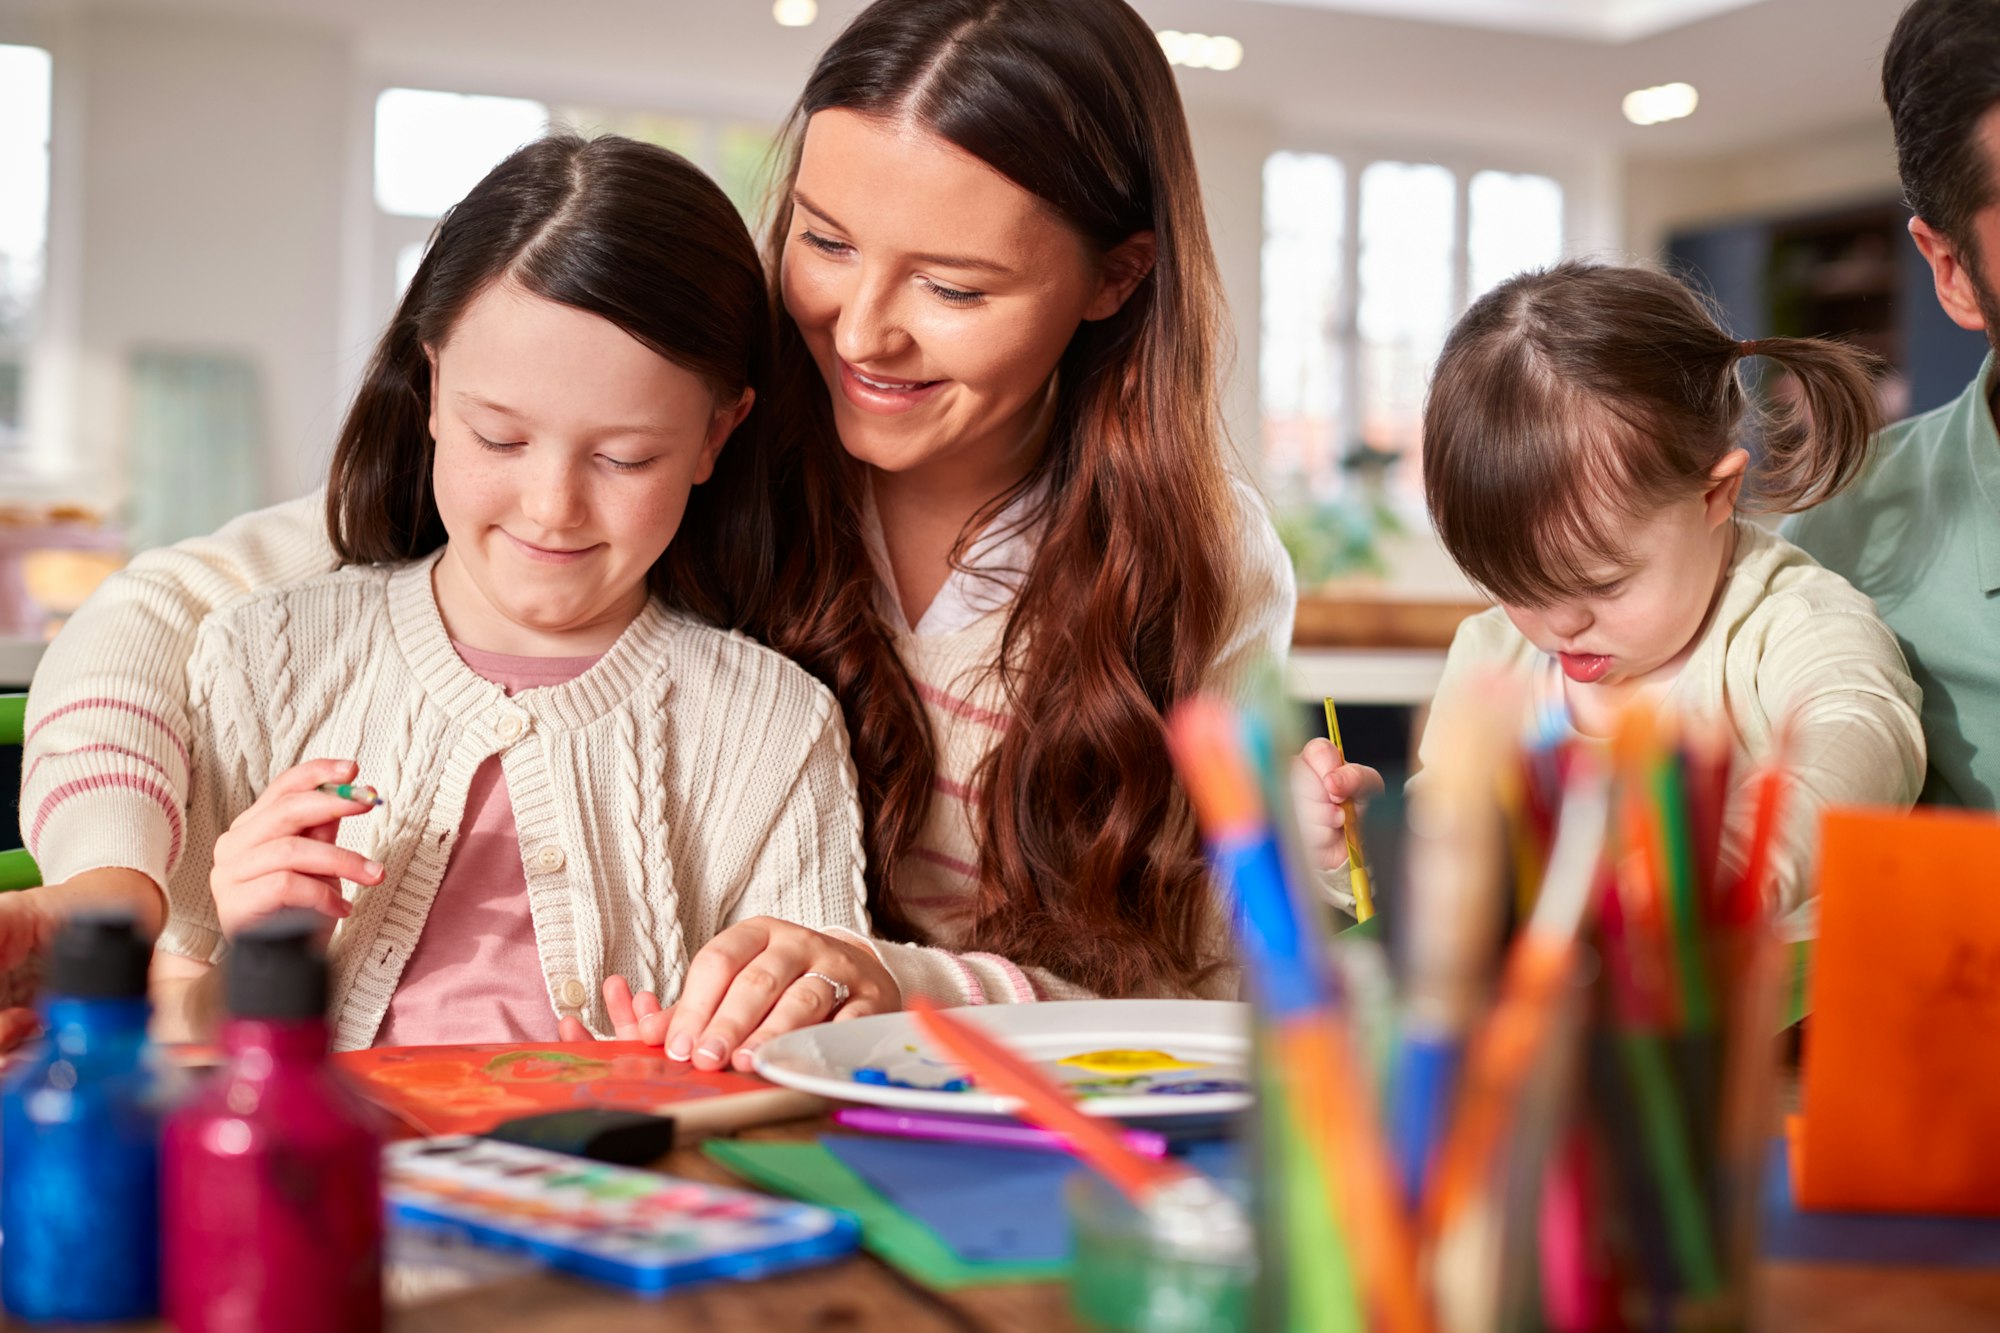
[{"left": 14, "top": 135, "right": 885, "bottom": 1049}]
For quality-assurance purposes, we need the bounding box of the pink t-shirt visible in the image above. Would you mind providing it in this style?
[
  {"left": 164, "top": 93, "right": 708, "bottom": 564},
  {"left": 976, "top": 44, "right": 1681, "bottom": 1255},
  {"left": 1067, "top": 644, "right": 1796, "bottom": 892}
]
[{"left": 373, "top": 643, "right": 603, "bottom": 1047}]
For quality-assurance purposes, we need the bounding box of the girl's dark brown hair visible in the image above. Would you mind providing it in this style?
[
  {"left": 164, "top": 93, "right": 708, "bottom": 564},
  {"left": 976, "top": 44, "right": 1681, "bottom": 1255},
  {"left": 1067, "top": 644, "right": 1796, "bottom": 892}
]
[
  {"left": 753, "top": 0, "right": 1242, "bottom": 995},
  {"left": 1422, "top": 260, "right": 1883, "bottom": 607},
  {"left": 326, "top": 133, "right": 778, "bottom": 625}
]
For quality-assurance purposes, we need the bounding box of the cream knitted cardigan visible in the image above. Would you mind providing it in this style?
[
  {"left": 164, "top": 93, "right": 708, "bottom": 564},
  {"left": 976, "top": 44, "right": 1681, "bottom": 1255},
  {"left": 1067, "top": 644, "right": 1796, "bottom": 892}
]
[
  {"left": 154, "top": 553, "right": 870, "bottom": 1050},
  {"left": 27, "top": 485, "right": 1294, "bottom": 1008}
]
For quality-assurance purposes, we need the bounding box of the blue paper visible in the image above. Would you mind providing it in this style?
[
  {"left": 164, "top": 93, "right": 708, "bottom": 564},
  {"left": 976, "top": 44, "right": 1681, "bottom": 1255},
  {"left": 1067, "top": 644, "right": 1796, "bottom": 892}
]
[
  {"left": 1762, "top": 1139, "right": 2000, "bottom": 1266},
  {"left": 823, "top": 1137, "right": 1077, "bottom": 1264},
  {"left": 821, "top": 1135, "right": 1238, "bottom": 1267}
]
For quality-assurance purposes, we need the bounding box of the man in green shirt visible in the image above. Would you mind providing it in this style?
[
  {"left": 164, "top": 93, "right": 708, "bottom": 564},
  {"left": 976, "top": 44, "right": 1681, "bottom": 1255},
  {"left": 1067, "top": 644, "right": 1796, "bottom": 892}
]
[{"left": 1784, "top": 0, "right": 2000, "bottom": 808}]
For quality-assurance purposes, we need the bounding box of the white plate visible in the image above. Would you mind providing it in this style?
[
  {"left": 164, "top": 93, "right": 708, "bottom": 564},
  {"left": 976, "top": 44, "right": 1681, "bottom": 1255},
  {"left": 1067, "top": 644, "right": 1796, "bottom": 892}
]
[{"left": 752, "top": 998, "right": 1252, "bottom": 1119}]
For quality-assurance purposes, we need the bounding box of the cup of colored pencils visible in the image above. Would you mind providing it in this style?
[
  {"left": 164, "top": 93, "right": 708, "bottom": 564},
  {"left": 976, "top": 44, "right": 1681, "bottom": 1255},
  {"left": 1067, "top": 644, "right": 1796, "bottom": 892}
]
[
  {"left": 1552, "top": 709, "right": 1788, "bottom": 1333},
  {"left": 1168, "top": 673, "right": 1789, "bottom": 1333}
]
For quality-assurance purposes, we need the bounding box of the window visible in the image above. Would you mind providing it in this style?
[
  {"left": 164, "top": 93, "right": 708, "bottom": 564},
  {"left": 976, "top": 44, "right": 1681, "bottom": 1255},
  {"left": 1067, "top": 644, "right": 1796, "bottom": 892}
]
[
  {"left": 368, "top": 88, "right": 779, "bottom": 322},
  {"left": 374, "top": 88, "right": 551, "bottom": 219},
  {"left": 0, "top": 43, "right": 53, "bottom": 457},
  {"left": 1356, "top": 161, "right": 1455, "bottom": 490},
  {"left": 1468, "top": 169, "right": 1564, "bottom": 303},
  {"left": 1260, "top": 151, "right": 1565, "bottom": 515}
]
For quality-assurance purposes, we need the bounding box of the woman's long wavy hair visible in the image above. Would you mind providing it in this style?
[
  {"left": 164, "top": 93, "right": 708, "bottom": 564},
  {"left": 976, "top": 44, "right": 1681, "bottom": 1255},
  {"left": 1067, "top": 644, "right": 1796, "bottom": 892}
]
[
  {"left": 754, "top": 0, "right": 1243, "bottom": 995},
  {"left": 326, "top": 133, "right": 779, "bottom": 626}
]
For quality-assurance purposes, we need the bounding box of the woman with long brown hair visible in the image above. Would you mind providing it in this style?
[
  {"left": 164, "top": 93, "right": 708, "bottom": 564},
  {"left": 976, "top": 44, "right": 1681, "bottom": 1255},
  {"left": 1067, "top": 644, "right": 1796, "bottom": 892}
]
[
  {"left": 635, "top": 0, "right": 1297, "bottom": 1070},
  {"left": 17, "top": 0, "right": 1297, "bottom": 1064}
]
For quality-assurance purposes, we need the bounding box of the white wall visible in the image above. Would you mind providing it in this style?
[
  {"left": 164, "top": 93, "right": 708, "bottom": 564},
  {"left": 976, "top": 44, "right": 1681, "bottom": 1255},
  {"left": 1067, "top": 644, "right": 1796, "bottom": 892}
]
[
  {"left": 1186, "top": 103, "right": 1276, "bottom": 473},
  {"left": 67, "top": 8, "right": 352, "bottom": 508},
  {"left": 1623, "top": 115, "right": 1899, "bottom": 258}
]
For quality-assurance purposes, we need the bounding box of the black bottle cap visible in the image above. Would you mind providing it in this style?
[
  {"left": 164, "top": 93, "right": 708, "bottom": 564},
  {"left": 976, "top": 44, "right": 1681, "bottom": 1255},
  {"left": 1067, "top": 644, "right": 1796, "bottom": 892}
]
[
  {"left": 49, "top": 913, "right": 152, "bottom": 999},
  {"left": 225, "top": 911, "right": 330, "bottom": 1021}
]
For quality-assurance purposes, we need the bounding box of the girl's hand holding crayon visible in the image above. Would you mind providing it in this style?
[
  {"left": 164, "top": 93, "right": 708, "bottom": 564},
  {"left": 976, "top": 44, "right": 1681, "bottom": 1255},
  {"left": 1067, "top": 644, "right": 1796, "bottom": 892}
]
[
  {"left": 1292, "top": 738, "right": 1386, "bottom": 873},
  {"left": 560, "top": 918, "right": 900, "bottom": 1070},
  {"left": 209, "top": 759, "right": 384, "bottom": 939}
]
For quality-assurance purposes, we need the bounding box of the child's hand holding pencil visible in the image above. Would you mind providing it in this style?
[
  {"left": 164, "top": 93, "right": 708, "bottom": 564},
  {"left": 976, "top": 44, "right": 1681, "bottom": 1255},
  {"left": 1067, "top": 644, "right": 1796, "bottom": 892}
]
[
  {"left": 209, "top": 759, "right": 386, "bottom": 939},
  {"left": 1292, "top": 729, "right": 1385, "bottom": 914}
]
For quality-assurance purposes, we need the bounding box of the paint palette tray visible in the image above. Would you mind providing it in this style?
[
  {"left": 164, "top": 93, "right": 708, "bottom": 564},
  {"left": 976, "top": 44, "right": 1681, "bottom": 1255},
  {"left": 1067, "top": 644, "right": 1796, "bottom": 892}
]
[
  {"left": 753, "top": 998, "right": 1252, "bottom": 1120},
  {"left": 384, "top": 1137, "right": 859, "bottom": 1295}
]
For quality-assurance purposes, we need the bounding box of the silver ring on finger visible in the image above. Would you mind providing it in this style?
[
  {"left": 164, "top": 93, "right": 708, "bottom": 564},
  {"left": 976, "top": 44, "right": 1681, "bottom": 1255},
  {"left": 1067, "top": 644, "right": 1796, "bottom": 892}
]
[{"left": 799, "top": 970, "right": 850, "bottom": 1010}]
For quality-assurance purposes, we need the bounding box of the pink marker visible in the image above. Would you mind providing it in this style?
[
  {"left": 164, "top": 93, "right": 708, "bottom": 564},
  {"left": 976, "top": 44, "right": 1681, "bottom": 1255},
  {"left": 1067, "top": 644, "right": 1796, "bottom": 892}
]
[{"left": 832, "top": 1106, "right": 1170, "bottom": 1159}]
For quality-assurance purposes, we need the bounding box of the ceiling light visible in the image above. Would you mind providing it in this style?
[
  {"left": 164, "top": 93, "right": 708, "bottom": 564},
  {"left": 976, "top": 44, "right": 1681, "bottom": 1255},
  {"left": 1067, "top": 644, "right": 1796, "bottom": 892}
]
[
  {"left": 1157, "top": 30, "right": 1245, "bottom": 72},
  {"left": 1622, "top": 81, "right": 1699, "bottom": 126},
  {"left": 773, "top": 0, "right": 817, "bottom": 27}
]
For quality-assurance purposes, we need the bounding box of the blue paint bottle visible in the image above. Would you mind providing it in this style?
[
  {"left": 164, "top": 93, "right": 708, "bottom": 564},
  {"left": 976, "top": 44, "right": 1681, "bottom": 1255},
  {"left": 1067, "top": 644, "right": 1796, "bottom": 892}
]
[{"left": 1, "top": 914, "right": 161, "bottom": 1322}]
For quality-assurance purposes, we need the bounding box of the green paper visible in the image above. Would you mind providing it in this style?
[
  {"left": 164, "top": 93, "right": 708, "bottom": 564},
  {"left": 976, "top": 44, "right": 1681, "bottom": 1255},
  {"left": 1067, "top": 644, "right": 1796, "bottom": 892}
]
[{"left": 702, "top": 1140, "right": 1068, "bottom": 1289}]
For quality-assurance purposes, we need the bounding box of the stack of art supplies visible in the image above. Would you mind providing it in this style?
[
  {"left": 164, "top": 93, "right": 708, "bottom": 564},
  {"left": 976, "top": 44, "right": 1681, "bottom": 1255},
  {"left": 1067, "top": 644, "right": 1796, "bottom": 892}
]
[{"left": 1166, "top": 677, "right": 1790, "bottom": 1333}]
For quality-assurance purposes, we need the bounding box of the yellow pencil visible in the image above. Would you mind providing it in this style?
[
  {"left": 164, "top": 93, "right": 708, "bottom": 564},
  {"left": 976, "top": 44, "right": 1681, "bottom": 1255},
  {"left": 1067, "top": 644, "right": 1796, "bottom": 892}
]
[{"left": 1323, "top": 697, "right": 1375, "bottom": 922}]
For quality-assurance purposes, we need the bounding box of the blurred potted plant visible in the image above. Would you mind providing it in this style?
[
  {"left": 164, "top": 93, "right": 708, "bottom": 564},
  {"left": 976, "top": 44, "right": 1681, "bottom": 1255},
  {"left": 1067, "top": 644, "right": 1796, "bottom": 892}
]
[{"left": 1273, "top": 441, "right": 1406, "bottom": 588}]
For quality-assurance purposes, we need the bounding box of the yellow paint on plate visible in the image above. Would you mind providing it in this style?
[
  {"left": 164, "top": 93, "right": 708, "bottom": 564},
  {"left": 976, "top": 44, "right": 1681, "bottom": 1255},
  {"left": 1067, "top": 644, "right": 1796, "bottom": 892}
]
[{"left": 1056, "top": 1048, "right": 1210, "bottom": 1075}]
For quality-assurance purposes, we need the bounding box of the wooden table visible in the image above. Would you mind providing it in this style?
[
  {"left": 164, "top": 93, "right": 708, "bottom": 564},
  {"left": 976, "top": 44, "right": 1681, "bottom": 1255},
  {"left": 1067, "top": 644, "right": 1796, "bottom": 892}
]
[
  {"left": 24, "top": 1115, "right": 2000, "bottom": 1331},
  {"left": 393, "top": 1117, "right": 2000, "bottom": 1333}
]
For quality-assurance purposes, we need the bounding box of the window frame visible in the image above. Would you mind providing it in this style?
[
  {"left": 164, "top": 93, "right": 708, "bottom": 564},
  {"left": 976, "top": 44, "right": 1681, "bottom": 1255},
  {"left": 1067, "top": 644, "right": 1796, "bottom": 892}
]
[{"left": 1260, "top": 134, "right": 1584, "bottom": 514}]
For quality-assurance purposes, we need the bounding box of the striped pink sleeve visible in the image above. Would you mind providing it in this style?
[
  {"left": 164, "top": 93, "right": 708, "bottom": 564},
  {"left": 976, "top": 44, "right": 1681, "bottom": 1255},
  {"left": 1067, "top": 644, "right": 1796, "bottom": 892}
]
[
  {"left": 21, "top": 490, "right": 335, "bottom": 888},
  {"left": 23, "top": 696, "right": 191, "bottom": 887}
]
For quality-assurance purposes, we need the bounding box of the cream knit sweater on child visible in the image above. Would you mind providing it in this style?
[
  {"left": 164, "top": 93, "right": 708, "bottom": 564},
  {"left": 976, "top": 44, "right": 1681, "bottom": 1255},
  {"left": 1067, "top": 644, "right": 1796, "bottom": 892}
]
[
  {"left": 27, "top": 484, "right": 1295, "bottom": 1007},
  {"left": 156, "top": 552, "right": 869, "bottom": 1050}
]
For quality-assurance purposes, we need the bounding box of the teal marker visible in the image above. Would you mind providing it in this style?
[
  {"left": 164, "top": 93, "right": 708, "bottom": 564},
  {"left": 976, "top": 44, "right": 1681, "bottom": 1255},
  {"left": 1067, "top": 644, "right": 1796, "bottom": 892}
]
[{"left": 315, "top": 782, "right": 383, "bottom": 808}]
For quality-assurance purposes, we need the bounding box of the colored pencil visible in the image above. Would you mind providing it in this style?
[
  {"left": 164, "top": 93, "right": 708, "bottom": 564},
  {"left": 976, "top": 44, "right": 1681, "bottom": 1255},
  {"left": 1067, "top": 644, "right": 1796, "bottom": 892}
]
[
  {"left": 1323, "top": 697, "right": 1376, "bottom": 922},
  {"left": 315, "top": 781, "right": 383, "bottom": 808},
  {"left": 1391, "top": 677, "right": 1520, "bottom": 1211},
  {"left": 1171, "top": 695, "right": 1428, "bottom": 1333}
]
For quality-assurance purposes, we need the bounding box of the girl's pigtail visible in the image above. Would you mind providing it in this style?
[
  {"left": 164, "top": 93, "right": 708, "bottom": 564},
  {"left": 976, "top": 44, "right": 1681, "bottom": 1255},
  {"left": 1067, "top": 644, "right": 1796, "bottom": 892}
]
[{"left": 1737, "top": 335, "right": 1885, "bottom": 513}]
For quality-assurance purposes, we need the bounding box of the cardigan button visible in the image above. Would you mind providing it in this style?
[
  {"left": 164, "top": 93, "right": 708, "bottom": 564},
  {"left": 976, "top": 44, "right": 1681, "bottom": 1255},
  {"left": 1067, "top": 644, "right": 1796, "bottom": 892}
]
[
  {"left": 535, "top": 844, "right": 566, "bottom": 872},
  {"left": 559, "top": 978, "right": 587, "bottom": 1009},
  {"left": 496, "top": 711, "right": 527, "bottom": 742}
]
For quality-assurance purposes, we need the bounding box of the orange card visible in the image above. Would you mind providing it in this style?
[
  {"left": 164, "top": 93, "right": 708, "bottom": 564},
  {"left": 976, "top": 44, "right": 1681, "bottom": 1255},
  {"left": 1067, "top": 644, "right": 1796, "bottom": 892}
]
[
  {"left": 1796, "top": 806, "right": 2000, "bottom": 1213},
  {"left": 332, "top": 1042, "right": 819, "bottom": 1139}
]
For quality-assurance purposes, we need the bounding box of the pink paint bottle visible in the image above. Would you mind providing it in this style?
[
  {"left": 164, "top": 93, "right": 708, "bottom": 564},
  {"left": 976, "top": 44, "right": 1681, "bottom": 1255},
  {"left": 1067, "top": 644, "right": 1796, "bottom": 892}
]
[{"left": 164, "top": 914, "right": 383, "bottom": 1332}]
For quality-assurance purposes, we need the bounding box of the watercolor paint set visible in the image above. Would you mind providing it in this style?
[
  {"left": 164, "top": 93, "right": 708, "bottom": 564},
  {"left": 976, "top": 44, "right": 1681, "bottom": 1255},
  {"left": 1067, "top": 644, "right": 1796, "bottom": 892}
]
[{"left": 384, "top": 1135, "right": 860, "bottom": 1296}]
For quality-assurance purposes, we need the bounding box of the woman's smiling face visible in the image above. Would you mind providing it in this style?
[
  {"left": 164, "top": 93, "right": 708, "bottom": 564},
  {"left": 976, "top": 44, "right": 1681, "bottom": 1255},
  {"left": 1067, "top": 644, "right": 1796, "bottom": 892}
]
[{"left": 779, "top": 109, "right": 1148, "bottom": 483}]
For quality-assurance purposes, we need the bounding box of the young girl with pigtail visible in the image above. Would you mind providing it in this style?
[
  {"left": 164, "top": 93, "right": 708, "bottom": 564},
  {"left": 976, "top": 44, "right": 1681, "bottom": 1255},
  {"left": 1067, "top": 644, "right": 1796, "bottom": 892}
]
[{"left": 1299, "top": 260, "right": 1924, "bottom": 919}]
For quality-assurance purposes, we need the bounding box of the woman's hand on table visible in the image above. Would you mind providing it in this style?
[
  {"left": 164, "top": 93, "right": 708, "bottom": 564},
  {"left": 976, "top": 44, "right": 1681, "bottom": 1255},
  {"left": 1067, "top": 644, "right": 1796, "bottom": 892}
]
[
  {"left": 560, "top": 919, "right": 900, "bottom": 1072},
  {"left": 1292, "top": 739, "right": 1386, "bottom": 872}
]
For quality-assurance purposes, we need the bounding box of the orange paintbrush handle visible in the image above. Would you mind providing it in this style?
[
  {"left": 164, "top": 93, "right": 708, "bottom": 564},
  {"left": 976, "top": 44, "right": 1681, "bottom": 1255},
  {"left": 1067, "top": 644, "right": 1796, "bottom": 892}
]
[{"left": 908, "top": 998, "right": 1189, "bottom": 1205}]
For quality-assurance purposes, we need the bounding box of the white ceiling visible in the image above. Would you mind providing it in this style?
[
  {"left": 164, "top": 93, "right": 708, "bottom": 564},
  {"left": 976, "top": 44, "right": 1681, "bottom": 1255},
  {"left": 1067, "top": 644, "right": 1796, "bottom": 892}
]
[
  {"left": 1238, "top": 0, "right": 1770, "bottom": 42},
  {"left": 1142, "top": 0, "right": 1905, "bottom": 156},
  {"left": 30, "top": 0, "right": 1910, "bottom": 160}
]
